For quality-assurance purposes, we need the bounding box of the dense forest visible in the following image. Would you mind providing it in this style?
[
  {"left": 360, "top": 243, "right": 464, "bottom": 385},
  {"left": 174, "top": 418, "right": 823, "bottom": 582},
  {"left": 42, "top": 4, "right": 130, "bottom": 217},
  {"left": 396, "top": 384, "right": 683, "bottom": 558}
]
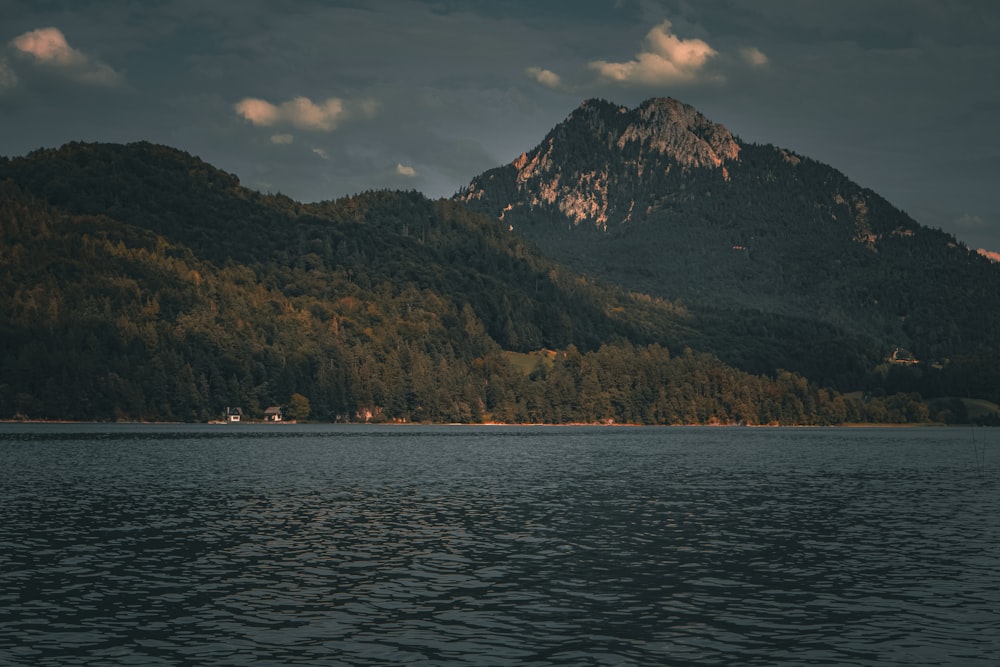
[
  {"left": 0, "top": 141, "right": 994, "bottom": 424},
  {"left": 459, "top": 98, "right": 1000, "bottom": 409}
]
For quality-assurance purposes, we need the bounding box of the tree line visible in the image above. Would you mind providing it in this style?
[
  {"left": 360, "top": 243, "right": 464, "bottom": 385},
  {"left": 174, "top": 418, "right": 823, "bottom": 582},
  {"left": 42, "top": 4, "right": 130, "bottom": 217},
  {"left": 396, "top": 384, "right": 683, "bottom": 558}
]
[{"left": 0, "top": 142, "right": 992, "bottom": 424}]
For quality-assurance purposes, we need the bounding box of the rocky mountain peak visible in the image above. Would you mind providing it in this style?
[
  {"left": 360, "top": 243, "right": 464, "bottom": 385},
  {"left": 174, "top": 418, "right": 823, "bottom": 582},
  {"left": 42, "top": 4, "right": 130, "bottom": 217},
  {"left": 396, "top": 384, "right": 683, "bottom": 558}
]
[
  {"left": 623, "top": 97, "right": 740, "bottom": 167},
  {"left": 459, "top": 97, "right": 741, "bottom": 230},
  {"left": 559, "top": 97, "right": 739, "bottom": 168}
]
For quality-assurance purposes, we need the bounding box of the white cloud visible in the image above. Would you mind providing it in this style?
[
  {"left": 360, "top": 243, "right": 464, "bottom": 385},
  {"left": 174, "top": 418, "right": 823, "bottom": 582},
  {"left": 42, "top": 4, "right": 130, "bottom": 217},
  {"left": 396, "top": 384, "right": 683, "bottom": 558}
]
[
  {"left": 396, "top": 163, "right": 417, "bottom": 177},
  {"left": 312, "top": 147, "right": 329, "bottom": 159},
  {"left": 270, "top": 133, "right": 294, "bottom": 144},
  {"left": 289, "top": 97, "right": 344, "bottom": 131},
  {"left": 13, "top": 27, "right": 81, "bottom": 66},
  {"left": 589, "top": 20, "right": 717, "bottom": 85},
  {"left": 10, "top": 27, "right": 121, "bottom": 86},
  {"left": 740, "top": 47, "right": 769, "bottom": 67},
  {"left": 526, "top": 66, "right": 563, "bottom": 90},
  {"left": 235, "top": 95, "right": 348, "bottom": 131},
  {"left": 235, "top": 98, "right": 279, "bottom": 126}
]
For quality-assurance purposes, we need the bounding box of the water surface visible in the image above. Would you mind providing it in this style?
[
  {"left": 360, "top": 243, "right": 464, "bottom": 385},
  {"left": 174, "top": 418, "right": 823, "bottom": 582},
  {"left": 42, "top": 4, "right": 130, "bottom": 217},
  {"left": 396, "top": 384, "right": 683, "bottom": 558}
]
[{"left": 1, "top": 425, "right": 997, "bottom": 665}]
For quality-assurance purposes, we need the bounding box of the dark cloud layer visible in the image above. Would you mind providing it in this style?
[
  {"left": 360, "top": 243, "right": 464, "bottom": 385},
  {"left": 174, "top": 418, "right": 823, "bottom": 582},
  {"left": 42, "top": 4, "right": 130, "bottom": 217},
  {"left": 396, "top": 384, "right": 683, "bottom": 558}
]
[{"left": 1, "top": 0, "right": 998, "bottom": 252}]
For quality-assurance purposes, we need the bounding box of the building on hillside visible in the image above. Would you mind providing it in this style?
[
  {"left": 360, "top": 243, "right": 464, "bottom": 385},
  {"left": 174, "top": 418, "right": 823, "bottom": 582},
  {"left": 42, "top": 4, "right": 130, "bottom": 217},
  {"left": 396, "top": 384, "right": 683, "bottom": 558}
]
[{"left": 889, "top": 347, "right": 919, "bottom": 365}]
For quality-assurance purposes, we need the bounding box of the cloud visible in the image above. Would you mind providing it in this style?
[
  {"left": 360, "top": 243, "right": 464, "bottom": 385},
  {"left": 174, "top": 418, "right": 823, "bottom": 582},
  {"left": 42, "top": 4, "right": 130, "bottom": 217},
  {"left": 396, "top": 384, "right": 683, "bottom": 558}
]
[
  {"left": 740, "top": 47, "right": 769, "bottom": 67},
  {"left": 526, "top": 66, "right": 563, "bottom": 90},
  {"left": 235, "top": 95, "right": 348, "bottom": 131},
  {"left": 396, "top": 163, "right": 417, "bottom": 177},
  {"left": 10, "top": 27, "right": 121, "bottom": 86},
  {"left": 270, "top": 133, "right": 294, "bottom": 144},
  {"left": 235, "top": 98, "right": 279, "bottom": 126},
  {"left": 589, "top": 20, "right": 717, "bottom": 85},
  {"left": 13, "top": 27, "right": 83, "bottom": 66},
  {"left": 977, "top": 248, "right": 1000, "bottom": 263},
  {"left": 312, "top": 147, "right": 329, "bottom": 160}
]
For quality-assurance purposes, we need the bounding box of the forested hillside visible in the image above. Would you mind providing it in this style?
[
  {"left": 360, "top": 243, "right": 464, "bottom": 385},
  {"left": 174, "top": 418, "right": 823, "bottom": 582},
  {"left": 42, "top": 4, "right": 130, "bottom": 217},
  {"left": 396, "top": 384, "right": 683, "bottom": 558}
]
[
  {"left": 0, "top": 141, "right": 954, "bottom": 423},
  {"left": 459, "top": 98, "right": 1000, "bottom": 406}
]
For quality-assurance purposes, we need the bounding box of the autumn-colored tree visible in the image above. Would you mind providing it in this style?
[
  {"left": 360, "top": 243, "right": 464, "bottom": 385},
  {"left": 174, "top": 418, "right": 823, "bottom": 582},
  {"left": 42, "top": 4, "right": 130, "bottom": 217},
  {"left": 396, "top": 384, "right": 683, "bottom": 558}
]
[{"left": 287, "top": 393, "right": 311, "bottom": 421}]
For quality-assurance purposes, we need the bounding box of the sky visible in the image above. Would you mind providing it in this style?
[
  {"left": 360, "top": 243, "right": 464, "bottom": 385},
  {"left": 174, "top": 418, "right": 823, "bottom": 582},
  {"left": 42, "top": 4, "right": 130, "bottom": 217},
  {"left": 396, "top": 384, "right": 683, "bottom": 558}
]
[{"left": 1, "top": 1, "right": 999, "bottom": 253}]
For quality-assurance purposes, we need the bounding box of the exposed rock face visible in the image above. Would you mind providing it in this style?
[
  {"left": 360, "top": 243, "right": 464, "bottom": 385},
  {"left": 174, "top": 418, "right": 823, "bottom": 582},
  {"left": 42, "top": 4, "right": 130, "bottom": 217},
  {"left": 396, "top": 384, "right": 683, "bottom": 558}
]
[
  {"left": 458, "top": 98, "right": 740, "bottom": 231},
  {"left": 458, "top": 96, "right": 922, "bottom": 258},
  {"left": 616, "top": 97, "right": 740, "bottom": 167}
]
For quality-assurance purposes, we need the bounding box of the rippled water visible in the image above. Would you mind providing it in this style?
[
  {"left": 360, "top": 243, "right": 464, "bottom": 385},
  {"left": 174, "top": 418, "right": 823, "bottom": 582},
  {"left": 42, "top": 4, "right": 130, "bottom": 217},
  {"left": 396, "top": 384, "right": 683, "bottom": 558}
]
[{"left": 1, "top": 425, "right": 998, "bottom": 666}]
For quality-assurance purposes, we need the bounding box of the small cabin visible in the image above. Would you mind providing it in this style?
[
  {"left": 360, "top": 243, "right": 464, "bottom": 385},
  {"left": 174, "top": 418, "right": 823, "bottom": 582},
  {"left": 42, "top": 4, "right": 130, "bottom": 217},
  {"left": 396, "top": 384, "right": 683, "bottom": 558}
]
[
  {"left": 264, "top": 406, "right": 284, "bottom": 422},
  {"left": 225, "top": 406, "right": 244, "bottom": 423},
  {"left": 889, "top": 347, "right": 919, "bottom": 365}
]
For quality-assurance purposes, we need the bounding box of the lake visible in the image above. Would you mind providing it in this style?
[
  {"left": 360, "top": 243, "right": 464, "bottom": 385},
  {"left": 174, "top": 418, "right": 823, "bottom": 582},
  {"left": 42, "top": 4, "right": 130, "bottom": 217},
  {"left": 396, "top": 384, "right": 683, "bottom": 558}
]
[{"left": 1, "top": 424, "right": 997, "bottom": 665}]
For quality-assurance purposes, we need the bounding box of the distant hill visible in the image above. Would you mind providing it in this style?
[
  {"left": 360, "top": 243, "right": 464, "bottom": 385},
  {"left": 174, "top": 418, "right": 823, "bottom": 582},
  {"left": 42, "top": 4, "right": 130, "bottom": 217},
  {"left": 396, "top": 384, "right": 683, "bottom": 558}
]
[
  {"left": 457, "top": 98, "right": 1000, "bottom": 400},
  {"left": 0, "top": 136, "right": 993, "bottom": 424},
  {"left": 0, "top": 140, "right": 902, "bottom": 425}
]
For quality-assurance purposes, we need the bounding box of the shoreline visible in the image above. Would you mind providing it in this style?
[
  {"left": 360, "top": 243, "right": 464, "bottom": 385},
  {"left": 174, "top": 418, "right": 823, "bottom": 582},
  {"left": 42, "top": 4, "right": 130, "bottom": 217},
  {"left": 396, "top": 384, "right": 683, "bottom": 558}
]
[{"left": 0, "top": 419, "right": 985, "bottom": 428}]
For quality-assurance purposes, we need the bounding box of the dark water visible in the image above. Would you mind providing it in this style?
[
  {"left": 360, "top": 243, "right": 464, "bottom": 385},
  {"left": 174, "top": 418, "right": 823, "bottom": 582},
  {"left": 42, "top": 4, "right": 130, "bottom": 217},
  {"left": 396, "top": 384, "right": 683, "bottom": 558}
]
[{"left": 1, "top": 425, "right": 998, "bottom": 666}]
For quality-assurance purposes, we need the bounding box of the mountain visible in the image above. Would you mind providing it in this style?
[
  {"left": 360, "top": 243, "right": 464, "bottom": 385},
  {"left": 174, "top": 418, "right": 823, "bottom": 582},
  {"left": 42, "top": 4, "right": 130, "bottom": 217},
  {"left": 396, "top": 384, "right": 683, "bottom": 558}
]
[
  {"left": 457, "top": 98, "right": 1000, "bottom": 397},
  {"left": 0, "top": 137, "right": 994, "bottom": 424},
  {"left": 4, "top": 140, "right": 923, "bottom": 425}
]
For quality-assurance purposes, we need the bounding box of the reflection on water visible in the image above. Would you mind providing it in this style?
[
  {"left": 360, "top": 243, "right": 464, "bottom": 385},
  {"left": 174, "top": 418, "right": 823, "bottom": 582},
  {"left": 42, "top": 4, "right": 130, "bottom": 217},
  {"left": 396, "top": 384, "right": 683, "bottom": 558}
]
[{"left": 1, "top": 425, "right": 998, "bottom": 665}]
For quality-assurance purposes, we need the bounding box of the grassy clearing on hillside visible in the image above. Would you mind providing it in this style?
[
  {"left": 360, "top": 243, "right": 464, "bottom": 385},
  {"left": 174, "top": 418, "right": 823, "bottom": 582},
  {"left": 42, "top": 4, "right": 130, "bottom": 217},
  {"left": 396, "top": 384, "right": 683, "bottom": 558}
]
[{"left": 502, "top": 349, "right": 557, "bottom": 375}]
